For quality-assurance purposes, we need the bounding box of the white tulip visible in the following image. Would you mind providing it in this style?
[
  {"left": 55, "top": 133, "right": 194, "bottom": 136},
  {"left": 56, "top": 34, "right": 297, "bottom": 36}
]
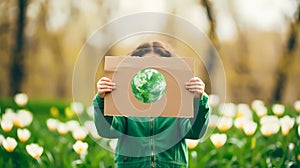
[
  {"left": 217, "top": 117, "right": 233, "bottom": 132},
  {"left": 83, "top": 121, "right": 101, "bottom": 139},
  {"left": 279, "top": 115, "right": 295, "bottom": 130},
  {"left": 66, "top": 120, "right": 80, "bottom": 132},
  {"left": 298, "top": 125, "right": 300, "bottom": 136},
  {"left": 260, "top": 123, "right": 280, "bottom": 136},
  {"left": 234, "top": 117, "right": 250, "bottom": 130},
  {"left": 260, "top": 116, "right": 279, "bottom": 125},
  {"left": 57, "top": 122, "right": 68, "bottom": 135},
  {"left": 219, "top": 103, "right": 236, "bottom": 118},
  {"left": 14, "top": 93, "right": 28, "bottom": 107},
  {"left": 208, "top": 94, "right": 220, "bottom": 107},
  {"left": 71, "top": 102, "right": 84, "bottom": 115},
  {"left": 296, "top": 116, "right": 300, "bottom": 125},
  {"left": 1, "top": 119, "right": 13, "bottom": 132},
  {"left": 210, "top": 133, "right": 227, "bottom": 148},
  {"left": 86, "top": 106, "right": 94, "bottom": 119},
  {"left": 243, "top": 121, "right": 257, "bottom": 136},
  {"left": 46, "top": 118, "right": 58, "bottom": 131},
  {"left": 251, "top": 100, "right": 265, "bottom": 110},
  {"left": 255, "top": 106, "right": 268, "bottom": 118},
  {"left": 73, "top": 140, "right": 88, "bottom": 154},
  {"left": 2, "top": 109, "right": 16, "bottom": 122},
  {"left": 294, "top": 100, "right": 300, "bottom": 112},
  {"left": 13, "top": 110, "right": 33, "bottom": 127},
  {"left": 72, "top": 127, "right": 88, "bottom": 141},
  {"left": 272, "top": 104, "right": 285, "bottom": 116},
  {"left": 2, "top": 137, "right": 17, "bottom": 152},
  {"left": 26, "top": 143, "right": 43, "bottom": 159},
  {"left": 236, "top": 104, "right": 252, "bottom": 119},
  {"left": 17, "top": 128, "right": 31, "bottom": 142},
  {"left": 208, "top": 115, "right": 219, "bottom": 128},
  {"left": 186, "top": 139, "right": 200, "bottom": 149},
  {"left": 280, "top": 124, "right": 290, "bottom": 136}
]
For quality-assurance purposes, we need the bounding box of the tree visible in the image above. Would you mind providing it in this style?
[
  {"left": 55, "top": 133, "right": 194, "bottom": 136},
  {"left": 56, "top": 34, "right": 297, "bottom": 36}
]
[
  {"left": 9, "top": 0, "right": 27, "bottom": 95},
  {"left": 272, "top": 4, "right": 300, "bottom": 102}
]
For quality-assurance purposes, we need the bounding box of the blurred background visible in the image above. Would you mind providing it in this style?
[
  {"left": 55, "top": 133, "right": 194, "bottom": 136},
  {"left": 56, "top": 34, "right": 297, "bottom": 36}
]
[
  {"left": 0, "top": 1, "right": 300, "bottom": 167},
  {"left": 1, "top": 0, "right": 300, "bottom": 104}
]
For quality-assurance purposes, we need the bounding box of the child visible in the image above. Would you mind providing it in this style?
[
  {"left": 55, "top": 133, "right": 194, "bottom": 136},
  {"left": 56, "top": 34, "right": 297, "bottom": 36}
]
[{"left": 93, "top": 41, "right": 210, "bottom": 168}]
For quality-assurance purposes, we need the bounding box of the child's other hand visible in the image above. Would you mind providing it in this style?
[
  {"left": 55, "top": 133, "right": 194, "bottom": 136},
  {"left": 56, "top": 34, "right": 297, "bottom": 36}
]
[
  {"left": 185, "top": 77, "right": 205, "bottom": 98},
  {"left": 97, "top": 77, "right": 116, "bottom": 98}
]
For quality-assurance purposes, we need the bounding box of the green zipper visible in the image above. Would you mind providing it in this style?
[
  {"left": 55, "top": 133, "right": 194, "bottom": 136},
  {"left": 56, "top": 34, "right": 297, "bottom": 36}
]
[{"left": 150, "top": 117, "right": 154, "bottom": 167}]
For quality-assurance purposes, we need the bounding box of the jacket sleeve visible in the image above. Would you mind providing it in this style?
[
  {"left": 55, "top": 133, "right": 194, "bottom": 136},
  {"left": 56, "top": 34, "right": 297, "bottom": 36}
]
[
  {"left": 182, "top": 93, "right": 210, "bottom": 139},
  {"left": 93, "top": 94, "right": 126, "bottom": 138}
]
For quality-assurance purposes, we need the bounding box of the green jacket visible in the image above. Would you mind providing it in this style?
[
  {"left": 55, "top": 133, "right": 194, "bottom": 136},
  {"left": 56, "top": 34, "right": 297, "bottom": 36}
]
[{"left": 93, "top": 94, "right": 210, "bottom": 168}]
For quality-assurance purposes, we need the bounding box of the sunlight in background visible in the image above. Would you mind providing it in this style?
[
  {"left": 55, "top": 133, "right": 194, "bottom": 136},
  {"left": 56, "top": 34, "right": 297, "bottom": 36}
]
[
  {"left": 46, "top": 0, "right": 71, "bottom": 32},
  {"left": 233, "top": 0, "right": 298, "bottom": 32},
  {"left": 36, "top": 0, "right": 298, "bottom": 41}
]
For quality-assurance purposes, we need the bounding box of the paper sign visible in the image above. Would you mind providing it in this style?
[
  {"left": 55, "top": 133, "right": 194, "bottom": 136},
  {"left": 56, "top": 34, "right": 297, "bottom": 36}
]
[{"left": 104, "top": 56, "right": 194, "bottom": 117}]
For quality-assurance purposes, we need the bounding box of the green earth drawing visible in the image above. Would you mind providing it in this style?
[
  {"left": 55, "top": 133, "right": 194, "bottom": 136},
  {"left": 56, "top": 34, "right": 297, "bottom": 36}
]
[{"left": 131, "top": 68, "right": 167, "bottom": 103}]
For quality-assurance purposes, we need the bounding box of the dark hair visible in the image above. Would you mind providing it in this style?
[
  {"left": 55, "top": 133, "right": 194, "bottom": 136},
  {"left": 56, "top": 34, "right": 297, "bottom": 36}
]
[{"left": 130, "top": 41, "right": 174, "bottom": 57}]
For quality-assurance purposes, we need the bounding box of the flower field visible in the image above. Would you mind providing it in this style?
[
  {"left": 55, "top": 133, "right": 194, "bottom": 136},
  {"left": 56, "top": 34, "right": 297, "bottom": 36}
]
[{"left": 0, "top": 93, "right": 300, "bottom": 167}]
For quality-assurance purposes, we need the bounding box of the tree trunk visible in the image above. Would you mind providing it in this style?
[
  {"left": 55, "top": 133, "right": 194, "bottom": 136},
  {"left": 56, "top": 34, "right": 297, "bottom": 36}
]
[
  {"left": 272, "top": 6, "right": 299, "bottom": 102},
  {"left": 9, "top": 0, "right": 27, "bottom": 95}
]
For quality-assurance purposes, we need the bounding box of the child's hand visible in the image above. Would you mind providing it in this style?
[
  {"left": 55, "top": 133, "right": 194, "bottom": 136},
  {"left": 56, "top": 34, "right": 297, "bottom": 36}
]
[
  {"left": 185, "top": 77, "right": 205, "bottom": 98},
  {"left": 97, "top": 77, "right": 116, "bottom": 98}
]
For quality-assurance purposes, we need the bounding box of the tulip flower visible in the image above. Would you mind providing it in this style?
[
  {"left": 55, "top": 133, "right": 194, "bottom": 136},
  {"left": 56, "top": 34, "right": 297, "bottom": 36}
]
[
  {"left": 281, "top": 125, "right": 290, "bottom": 136},
  {"left": 14, "top": 93, "right": 28, "bottom": 107},
  {"left": 236, "top": 104, "right": 252, "bottom": 119},
  {"left": 72, "top": 127, "right": 88, "bottom": 141},
  {"left": 13, "top": 110, "right": 33, "bottom": 127},
  {"left": 208, "top": 115, "right": 219, "bottom": 128},
  {"left": 26, "top": 143, "right": 44, "bottom": 159},
  {"left": 73, "top": 140, "right": 88, "bottom": 154},
  {"left": 234, "top": 118, "right": 249, "bottom": 130},
  {"left": 272, "top": 104, "right": 285, "bottom": 116},
  {"left": 17, "top": 128, "right": 31, "bottom": 142},
  {"left": 71, "top": 102, "right": 84, "bottom": 115},
  {"left": 279, "top": 115, "right": 295, "bottom": 130},
  {"left": 296, "top": 116, "right": 300, "bottom": 125},
  {"left": 255, "top": 106, "right": 268, "bottom": 118},
  {"left": 294, "top": 100, "right": 300, "bottom": 112},
  {"left": 186, "top": 139, "right": 200, "bottom": 150},
  {"left": 84, "top": 121, "right": 101, "bottom": 139},
  {"left": 260, "top": 116, "right": 279, "bottom": 125},
  {"left": 57, "top": 122, "right": 68, "bottom": 135},
  {"left": 65, "top": 107, "right": 75, "bottom": 118},
  {"left": 260, "top": 123, "right": 280, "bottom": 136},
  {"left": 208, "top": 94, "right": 220, "bottom": 107},
  {"left": 1, "top": 120, "right": 13, "bottom": 132},
  {"left": 66, "top": 120, "right": 80, "bottom": 132},
  {"left": 46, "top": 118, "right": 58, "bottom": 131},
  {"left": 243, "top": 121, "right": 257, "bottom": 136},
  {"left": 2, "top": 137, "right": 17, "bottom": 152},
  {"left": 50, "top": 107, "right": 60, "bottom": 117},
  {"left": 86, "top": 106, "right": 94, "bottom": 119},
  {"left": 217, "top": 117, "right": 233, "bottom": 132},
  {"left": 219, "top": 103, "right": 236, "bottom": 118},
  {"left": 2, "top": 108, "right": 16, "bottom": 121},
  {"left": 210, "top": 133, "right": 227, "bottom": 148},
  {"left": 251, "top": 100, "right": 265, "bottom": 111},
  {"left": 298, "top": 125, "right": 300, "bottom": 136}
]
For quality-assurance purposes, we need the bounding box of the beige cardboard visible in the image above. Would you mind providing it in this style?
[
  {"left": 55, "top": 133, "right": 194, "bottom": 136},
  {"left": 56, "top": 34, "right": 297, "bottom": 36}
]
[{"left": 104, "top": 56, "right": 194, "bottom": 117}]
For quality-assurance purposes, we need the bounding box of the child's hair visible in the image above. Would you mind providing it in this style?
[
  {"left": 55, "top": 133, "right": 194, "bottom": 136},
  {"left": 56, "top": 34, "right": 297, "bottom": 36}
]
[{"left": 130, "top": 41, "right": 174, "bottom": 57}]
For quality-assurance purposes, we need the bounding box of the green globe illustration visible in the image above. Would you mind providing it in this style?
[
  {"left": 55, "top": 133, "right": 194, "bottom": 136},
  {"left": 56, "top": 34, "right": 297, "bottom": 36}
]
[{"left": 131, "top": 68, "right": 167, "bottom": 103}]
